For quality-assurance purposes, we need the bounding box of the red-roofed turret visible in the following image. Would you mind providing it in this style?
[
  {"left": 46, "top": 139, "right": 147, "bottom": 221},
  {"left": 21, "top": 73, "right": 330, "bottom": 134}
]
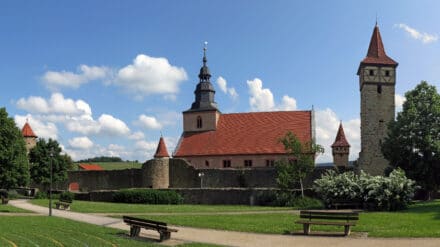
[
  {"left": 22, "top": 122, "right": 37, "bottom": 138},
  {"left": 331, "top": 123, "right": 350, "bottom": 148},
  {"left": 332, "top": 122, "right": 350, "bottom": 167},
  {"left": 154, "top": 136, "right": 170, "bottom": 158}
]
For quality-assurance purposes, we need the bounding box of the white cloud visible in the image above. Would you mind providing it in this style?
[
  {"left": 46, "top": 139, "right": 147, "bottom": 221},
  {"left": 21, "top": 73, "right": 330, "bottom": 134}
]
[
  {"left": 114, "top": 54, "right": 187, "bottom": 98},
  {"left": 68, "top": 137, "right": 94, "bottom": 149},
  {"left": 278, "top": 95, "right": 297, "bottom": 111},
  {"left": 247, "top": 78, "right": 275, "bottom": 111},
  {"left": 135, "top": 140, "right": 157, "bottom": 151},
  {"left": 128, "top": 131, "right": 145, "bottom": 140},
  {"left": 314, "top": 108, "right": 360, "bottom": 163},
  {"left": 98, "top": 114, "right": 130, "bottom": 136},
  {"left": 216, "top": 76, "right": 238, "bottom": 100},
  {"left": 395, "top": 23, "right": 438, "bottom": 44},
  {"left": 17, "top": 93, "right": 92, "bottom": 116},
  {"left": 395, "top": 94, "right": 406, "bottom": 112},
  {"left": 14, "top": 114, "right": 58, "bottom": 140},
  {"left": 137, "top": 114, "right": 162, "bottom": 130},
  {"left": 42, "top": 65, "right": 111, "bottom": 90},
  {"left": 247, "top": 78, "right": 297, "bottom": 111}
]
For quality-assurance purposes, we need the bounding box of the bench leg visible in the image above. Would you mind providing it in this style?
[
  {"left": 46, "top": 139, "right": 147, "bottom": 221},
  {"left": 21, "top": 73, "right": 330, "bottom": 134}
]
[
  {"left": 303, "top": 223, "right": 310, "bottom": 235},
  {"left": 159, "top": 231, "right": 171, "bottom": 241},
  {"left": 130, "top": 226, "right": 140, "bottom": 237},
  {"left": 344, "top": 225, "right": 351, "bottom": 236}
]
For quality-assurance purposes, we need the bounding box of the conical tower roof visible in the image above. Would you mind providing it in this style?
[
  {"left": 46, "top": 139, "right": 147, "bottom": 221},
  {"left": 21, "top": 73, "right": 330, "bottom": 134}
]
[
  {"left": 331, "top": 122, "right": 350, "bottom": 147},
  {"left": 359, "top": 24, "right": 398, "bottom": 68},
  {"left": 154, "top": 136, "right": 170, "bottom": 158},
  {"left": 22, "top": 122, "right": 37, "bottom": 138}
]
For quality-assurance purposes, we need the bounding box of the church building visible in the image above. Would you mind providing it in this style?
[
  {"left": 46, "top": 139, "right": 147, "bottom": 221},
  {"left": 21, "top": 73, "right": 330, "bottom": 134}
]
[{"left": 173, "top": 47, "right": 316, "bottom": 169}]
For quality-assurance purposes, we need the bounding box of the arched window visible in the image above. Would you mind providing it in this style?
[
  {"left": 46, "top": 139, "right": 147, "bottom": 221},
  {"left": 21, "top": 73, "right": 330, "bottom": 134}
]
[{"left": 197, "top": 116, "right": 203, "bottom": 128}]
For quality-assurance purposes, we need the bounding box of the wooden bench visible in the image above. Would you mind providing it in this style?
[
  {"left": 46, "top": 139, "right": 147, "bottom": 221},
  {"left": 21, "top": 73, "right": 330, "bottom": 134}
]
[
  {"left": 55, "top": 200, "right": 71, "bottom": 210},
  {"left": 123, "top": 216, "right": 178, "bottom": 241},
  {"left": 295, "top": 210, "right": 359, "bottom": 236}
]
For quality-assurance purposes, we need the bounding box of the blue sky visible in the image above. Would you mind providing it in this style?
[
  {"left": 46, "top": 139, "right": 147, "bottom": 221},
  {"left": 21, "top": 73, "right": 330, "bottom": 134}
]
[{"left": 1, "top": 1, "right": 439, "bottom": 163}]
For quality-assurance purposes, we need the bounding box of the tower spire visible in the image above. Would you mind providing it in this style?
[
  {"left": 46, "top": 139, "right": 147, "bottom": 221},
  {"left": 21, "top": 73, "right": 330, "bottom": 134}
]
[
  {"left": 203, "top": 41, "right": 208, "bottom": 66},
  {"left": 359, "top": 24, "right": 398, "bottom": 67}
]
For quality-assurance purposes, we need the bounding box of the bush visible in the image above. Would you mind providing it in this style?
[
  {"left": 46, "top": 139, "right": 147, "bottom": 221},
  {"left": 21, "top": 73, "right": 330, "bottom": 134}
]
[
  {"left": 34, "top": 191, "right": 47, "bottom": 199},
  {"left": 314, "top": 168, "right": 418, "bottom": 211},
  {"left": 59, "top": 191, "right": 74, "bottom": 202},
  {"left": 113, "top": 189, "right": 183, "bottom": 204}
]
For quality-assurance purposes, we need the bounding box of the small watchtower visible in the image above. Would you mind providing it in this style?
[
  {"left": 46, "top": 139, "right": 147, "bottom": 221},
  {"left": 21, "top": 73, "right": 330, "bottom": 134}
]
[
  {"left": 22, "top": 121, "right": 37, "bottom": 154},
  {"left": 331, "top": 122, "right": 350, "bottom": 167},
  {"left": 143, "top": 136, "right": 170, "bottom": 189}
]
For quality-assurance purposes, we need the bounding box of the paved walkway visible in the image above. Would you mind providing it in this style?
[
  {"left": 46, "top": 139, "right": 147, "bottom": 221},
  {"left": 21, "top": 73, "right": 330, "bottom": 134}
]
[{"left": 9, "top": 200, "right": 440, "bottom": 247}]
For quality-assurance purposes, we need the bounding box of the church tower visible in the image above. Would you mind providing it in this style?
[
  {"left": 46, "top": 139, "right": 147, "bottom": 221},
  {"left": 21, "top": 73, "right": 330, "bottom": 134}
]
[
  {"left": 183, "top": 44, "right": 220, "bottom": 132},
  {"left": 357, "top": 24, "right": 398, "bottom": 175},
  {"left": 332, "top": 122, "right": 350, "bottom": 167}
]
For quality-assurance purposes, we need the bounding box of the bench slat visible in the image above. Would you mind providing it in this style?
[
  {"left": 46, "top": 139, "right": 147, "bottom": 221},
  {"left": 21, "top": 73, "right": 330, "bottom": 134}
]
[
  {"left": 123, "top": 216, "right": 167, "bottom": 226},
  {"left": 296, "top": 220, "right": 356, "bottom": 226},
  {"left": 300, "top": 211, "right": 358, "bottom": 216},
  {"left": 299, "top": 215, "right": 359, "bottom": 221}
]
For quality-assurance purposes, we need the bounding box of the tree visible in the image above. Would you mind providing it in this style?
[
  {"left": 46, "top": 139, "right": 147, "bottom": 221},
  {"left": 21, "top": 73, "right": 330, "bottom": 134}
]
[
  {"left": 0, "top": 108, "right": 30, "bottom": 190},
  {"left": 382, "top": 81, "right": 440, "bottom": 199},
  {"left": 276, "top": 131, "right": 324, "bottom": 198},
  {"left": 29, "top": 138, "right": 74, "bottom": 188}
]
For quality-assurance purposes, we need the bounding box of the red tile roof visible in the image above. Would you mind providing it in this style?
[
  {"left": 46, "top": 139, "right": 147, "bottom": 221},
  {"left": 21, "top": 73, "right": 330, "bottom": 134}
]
[
  {"left": 174, "top": 111, "right": 312, "bottom": 157},
  {"left": 22, "top": 122, "right": 37, "bottom": 137},
  {"left": 360, "top": 25, "right": 398, "bottom": 67},
  {"left": 331, "top": 123, "right": 350, "bottom": 147},
  {"left": 78, "top": 164, "right": 103, "bottom": 171},
  {"left": 154, "top": 137, "right": 170, "bottom": 158}
]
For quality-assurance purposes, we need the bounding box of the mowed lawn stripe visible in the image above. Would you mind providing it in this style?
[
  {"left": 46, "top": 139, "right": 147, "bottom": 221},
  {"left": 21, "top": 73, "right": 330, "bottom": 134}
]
[
  {"left": 132, "top": 200, "right": 440, "bottom": 237},
  {"left": 31, "top": 199, "right": 290, "bottom": 213}
]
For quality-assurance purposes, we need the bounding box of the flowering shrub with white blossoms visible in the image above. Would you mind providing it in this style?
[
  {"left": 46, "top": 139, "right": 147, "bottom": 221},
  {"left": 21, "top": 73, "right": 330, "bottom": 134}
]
[{"left": 313, "top": 168, "right": 418, "bottom": 211}]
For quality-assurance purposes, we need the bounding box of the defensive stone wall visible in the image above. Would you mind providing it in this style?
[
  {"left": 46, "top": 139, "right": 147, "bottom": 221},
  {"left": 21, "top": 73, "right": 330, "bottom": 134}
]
[{"left": 64, "top": 158, "right": 341, "bottom": 192}]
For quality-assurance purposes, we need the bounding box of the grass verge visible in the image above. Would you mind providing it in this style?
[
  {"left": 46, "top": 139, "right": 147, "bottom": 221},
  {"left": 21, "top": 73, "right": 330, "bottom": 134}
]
[
  {"left": 0, "top": 204, "right": 32, "bottom": 213},
  {"left": 31, "top": 199, "right": 291, "bottom": 213},
  {"left": 135, "top": 200, "right": 440, "bottom": 237},
  {"left": 0, "top": 216, "right": 219, "bottom": 247}
]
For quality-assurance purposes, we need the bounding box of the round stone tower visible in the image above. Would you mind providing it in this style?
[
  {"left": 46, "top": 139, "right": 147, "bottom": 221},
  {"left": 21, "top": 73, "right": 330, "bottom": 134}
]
[{"left": 143, "top": 136, "right": 170, "bottom": 189}]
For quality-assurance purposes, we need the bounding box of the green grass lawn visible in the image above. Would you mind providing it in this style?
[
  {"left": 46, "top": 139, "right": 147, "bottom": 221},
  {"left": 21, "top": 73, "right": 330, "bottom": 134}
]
[
  {"left": 31, "top": 199, "right": 290, "bottom": 213},
  {"left": 137, "top": 200, "right": 440, "bottom": 238},
  {"left": 0, "top": 204, "right": 32, "bottom": 213},
  {"left": 0, "top": 216, "right": 219, "bottom": 247},
  {"left": 75, "top": 162, "right": 142, "bottom": 170}
]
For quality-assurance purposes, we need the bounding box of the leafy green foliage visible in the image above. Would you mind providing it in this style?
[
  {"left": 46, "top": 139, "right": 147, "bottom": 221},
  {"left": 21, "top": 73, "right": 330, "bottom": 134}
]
[
  {"left": 314, "top": 169, "right": 418, "bottom": 211},
  {"left": 29, "top": 138, "right": 74, "bottom": 187},
  {"left": 59, "top": 191, "right": 74, "bottom": 202},
  {"left": 382, "top": 81, "right": 440, "bottom": 198},
  {"left": 0, "top": 108, "right": 30, "bottom": 190},
  {"left": 276, "top": 131, "right": 324, "bottom": 197},
  {"left": 113, "top": 189, "right": 183, "bottom": 204}
]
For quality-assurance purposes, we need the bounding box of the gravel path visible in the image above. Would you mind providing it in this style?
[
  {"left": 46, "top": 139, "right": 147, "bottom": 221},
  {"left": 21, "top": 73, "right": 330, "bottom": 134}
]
[{"left": 9, "top": 199, "right": 440, "bottom": 247}]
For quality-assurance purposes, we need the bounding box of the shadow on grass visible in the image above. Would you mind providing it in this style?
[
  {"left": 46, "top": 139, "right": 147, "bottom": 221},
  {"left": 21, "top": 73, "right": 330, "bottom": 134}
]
[
  {"left": 407, "top": 200, "right": 440, "bottom": 219},
  {"left": 114, "top": 232, "right": 161, "bottom": 243}
]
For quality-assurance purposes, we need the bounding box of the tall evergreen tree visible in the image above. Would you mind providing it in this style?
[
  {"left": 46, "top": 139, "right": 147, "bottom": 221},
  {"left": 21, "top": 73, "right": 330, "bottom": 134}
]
[{"left": 0, "top": 107, "right": 30, "bottom": 189}]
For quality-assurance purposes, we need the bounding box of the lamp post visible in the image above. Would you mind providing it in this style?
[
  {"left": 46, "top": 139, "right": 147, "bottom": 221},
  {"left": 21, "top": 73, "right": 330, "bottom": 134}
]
[
  {"left": 49, "top": 147, "right": 54, "bottom": 216},
  {"left": 198, "top": 172, "right": 205, "bottom": 188}
]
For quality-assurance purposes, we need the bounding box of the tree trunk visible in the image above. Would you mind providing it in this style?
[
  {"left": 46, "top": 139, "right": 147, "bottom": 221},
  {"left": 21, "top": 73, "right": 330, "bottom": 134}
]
[{"left": 300, "top": 178, "right": 304, "bottom": 198}]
